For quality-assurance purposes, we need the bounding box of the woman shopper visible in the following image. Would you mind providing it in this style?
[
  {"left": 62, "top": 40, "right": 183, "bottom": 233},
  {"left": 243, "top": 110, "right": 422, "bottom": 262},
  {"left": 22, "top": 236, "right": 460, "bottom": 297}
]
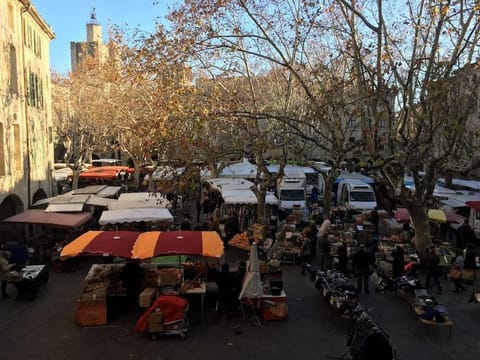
[
  {"left": 463, "top": 244, "right": 477, "bottom": 285},
  {"left": 450, "top": 250, "right": 466, "bottom": 293}
]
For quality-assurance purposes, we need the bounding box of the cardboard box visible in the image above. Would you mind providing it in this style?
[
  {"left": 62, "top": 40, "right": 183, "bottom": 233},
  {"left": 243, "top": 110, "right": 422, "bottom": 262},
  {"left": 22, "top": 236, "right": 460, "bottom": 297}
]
[
  {"left": 148, "top": 310, "right": 163, "bottom": 323},
  {"left": 148, "top": 310, "right": 164, "bottom": 332},
  {"left": 139, "top": 288, "right": 157, "bottom": 308},
  {"left": 148, "top": 322, "right": 164, "bottom": 333}
]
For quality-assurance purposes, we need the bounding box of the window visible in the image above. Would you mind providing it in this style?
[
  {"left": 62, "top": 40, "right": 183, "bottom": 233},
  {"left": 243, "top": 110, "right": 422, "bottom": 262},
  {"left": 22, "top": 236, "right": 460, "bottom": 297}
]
[
  {"left": 13, "top": 124, "right": 21, "bottom": 171},
  {"left": 26, "top": 71, "right": 44, "bottom": 109},
  {"left": 9, "top": 44, "right": 18, "bottom": 94},
  {"left": 0, "top": 123, "right": 5, "bottom": 176}
]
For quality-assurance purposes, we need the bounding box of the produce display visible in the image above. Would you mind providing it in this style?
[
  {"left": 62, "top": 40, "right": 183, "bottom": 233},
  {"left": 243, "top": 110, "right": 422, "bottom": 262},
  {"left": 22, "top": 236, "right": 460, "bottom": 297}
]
[{"left": 228, "top": 232, "right": 252, "bottom": 250}]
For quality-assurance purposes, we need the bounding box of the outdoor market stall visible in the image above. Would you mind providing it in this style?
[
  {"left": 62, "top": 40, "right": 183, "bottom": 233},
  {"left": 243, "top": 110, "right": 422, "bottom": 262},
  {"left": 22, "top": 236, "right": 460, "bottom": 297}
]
[
  {"left": 1, "top": 209, "right": 94, "bottom": 265},
  {"left": 205, "top": 177, "right": 279, "bottom": 232},
  {"left": 7, "top": 264, "right": 49, "bottom": 301},
  {"left": 60, "top": 230, "right": 224, "bottom": 327},
  {"left": 239, "top": 242, "right": 288, "bottom": 323},
  {"left": 98, "top": 208, "right": 173, "bottom": 230}
]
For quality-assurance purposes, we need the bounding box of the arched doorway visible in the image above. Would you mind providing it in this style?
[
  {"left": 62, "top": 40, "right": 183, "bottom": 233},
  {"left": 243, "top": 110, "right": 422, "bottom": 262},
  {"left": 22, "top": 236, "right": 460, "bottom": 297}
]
[
  {"left": 0, "top": 194, "right": 24, "bottom": 220},
  {"left": 32, "top": 188, "right": 48, "bottom": 206},
  {"left": 0, "top": 194, "right": 24, "bottom": 241}
]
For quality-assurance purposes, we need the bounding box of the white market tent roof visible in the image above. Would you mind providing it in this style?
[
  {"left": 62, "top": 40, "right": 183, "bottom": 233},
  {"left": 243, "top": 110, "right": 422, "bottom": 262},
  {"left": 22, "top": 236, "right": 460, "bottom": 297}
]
[
  {"left": 151, "top": 166, "right": 185, "bottom": 181},
  {"left": 220, "top": 158, "right": 257, "bottom": 178},
  {"left": 335, "top": 171, "right": 375, "bottom": 184},
  {"left": 404, "top": 181, "right": 456, "bottom": 197},
  {"left": 36, "top": 193, "right": 115, "bottom": 212},
  {"left": 53, "top": 167, "right": 73, "bottom": 182},
  {"left": 206, "top": 178, "right": 279, "bottom": 205},
  {"left": 64, "top": 185, "right": 122, "bottom": 197},
  {"left": 98, "top": 208, "right": 173, "bottom": 225},
  {"left": 267, "top": 164, "right": 306, "bottom": 178},
  {"left": 201, "top": 159, "right": 258, "bottom": 179},
  {"left": 117, "top": 192, "right": 171, "bottom": 207},
  {"left": 108, "top": 199, "right": 169, "bottom": 210},
  {"left": 221, "top": 189, "right": 279, "bottom": 205},
  {"left": 437, "top": 178, "right": 480, "bottom": 191},
  {"left": 441, "top": 193, "right": 480, "bottom": 208},
  {"left": 221, "top": 189, "right": 258, "bottom": 204},
  {"left": 206, "top": 178, "right": 255, "bottom": 191}
]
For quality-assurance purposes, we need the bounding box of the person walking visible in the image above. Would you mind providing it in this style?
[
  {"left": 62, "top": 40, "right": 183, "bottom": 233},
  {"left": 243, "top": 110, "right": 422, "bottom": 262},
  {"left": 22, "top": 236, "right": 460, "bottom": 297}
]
[
  {"left": 300, "top": 233, "right": 313, "bottom": 275},
  {"left": 307, "top": 222, "right": 318, "bottom": 257},
  {"left": 353, "top": 245, "right": 375, "bottom": 294},
  {"left": 391, "top": 245, "right": 405, "bottom": 278},
  {"left": 225, "top": 211, "right": 240, "bottom": 243},
  {"left": 0, "top": 251, "right": 12, "bottom": 299},
  {"left": 450, "top": 250, "right": 466, "bottom": 293},
  {"left": 424, "top": 247, "right": 442, "bottom": 293},
  {"left": 216, "top": 263, "right": 234, "bottom": 318},
  {"left": 371, "top": 207, "right": 380, "bottom": 234},
  {"left": 463, "top": 244, "right": 477, "bottom": 285},
  {"left": 120, "top": 259, "right": 144, "bottom": 309},
  {"left": 337, "top": 241, "right": 349, "bottom": 275},
  {"left": 318, "top": 219, "right": 331, "bottom": 271}
]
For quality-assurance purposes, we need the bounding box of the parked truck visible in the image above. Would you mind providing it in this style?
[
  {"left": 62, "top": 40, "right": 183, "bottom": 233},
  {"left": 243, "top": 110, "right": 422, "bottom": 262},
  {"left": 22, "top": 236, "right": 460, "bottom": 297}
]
[
  {"left": 276, "top": 166, "right": 308, "bottom": 220},
  {"left": 336, "top": 178, "right": 377, "bottom": 213}
]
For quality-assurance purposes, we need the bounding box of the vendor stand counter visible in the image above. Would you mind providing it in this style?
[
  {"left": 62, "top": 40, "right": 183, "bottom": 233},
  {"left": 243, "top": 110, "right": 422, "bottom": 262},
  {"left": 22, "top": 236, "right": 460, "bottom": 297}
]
[
  {"left": 402, "top": 289, "right": 453, "bottom": 339},
  {"left": 261, "top": 290, "right": 288, "bottom": 320},
  {"left": 8, "top": 265, "right": 49, "bottom": 301},
  {"left": 75, "top": 264, "right": 126, "bottom": 326},
  {"left": 278, "top": 233, "right": 302, "bottom": 264}
]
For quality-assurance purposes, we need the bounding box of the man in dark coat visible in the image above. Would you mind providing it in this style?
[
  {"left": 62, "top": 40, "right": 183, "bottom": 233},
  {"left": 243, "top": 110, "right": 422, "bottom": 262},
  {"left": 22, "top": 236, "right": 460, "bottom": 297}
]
[
  {"left": 391, "top": 245, "right": 405, "bottom": 278},
  {"left": 353, "top": 245, "right": 376, "bottom": 293},
  {"left": 216, "top": 263, "right": 234, "bottom": 317},
  {"left": 424, "top": 247, "right": 442, "bottom": 293},
  {"left": 337, "top": 242, "right": 349, "bottom": 275},
  {"left": 225, "top": 211, "right": 240, "bottom": 241}
]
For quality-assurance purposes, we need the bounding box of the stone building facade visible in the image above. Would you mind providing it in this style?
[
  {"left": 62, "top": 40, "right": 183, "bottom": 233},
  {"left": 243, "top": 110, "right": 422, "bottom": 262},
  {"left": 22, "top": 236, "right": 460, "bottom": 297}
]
[{"left": 0, "top": 0, "right": 55, "bottom": 227}]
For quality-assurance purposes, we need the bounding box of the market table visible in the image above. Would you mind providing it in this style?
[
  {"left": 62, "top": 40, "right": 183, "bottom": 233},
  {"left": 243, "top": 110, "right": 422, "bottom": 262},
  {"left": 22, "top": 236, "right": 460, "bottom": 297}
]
[
  {"left": 413, "top": 306, "right": 453, "bottom": 339},
  {"left": 8, "top": 265, "right": 49, "bottom": 300},
  {"left": 401, "top": 291, "right": 453, "bottom": 339},
  {"left": 181, "top": 282, "right": 206, "bottom": 318}
]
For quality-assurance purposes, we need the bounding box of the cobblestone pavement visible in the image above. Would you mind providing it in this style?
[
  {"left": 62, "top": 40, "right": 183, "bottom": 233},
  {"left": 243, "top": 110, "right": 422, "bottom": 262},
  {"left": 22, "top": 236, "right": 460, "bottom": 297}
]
[{"left": 1, "top": 246, "right": 479, "bottom": 360}]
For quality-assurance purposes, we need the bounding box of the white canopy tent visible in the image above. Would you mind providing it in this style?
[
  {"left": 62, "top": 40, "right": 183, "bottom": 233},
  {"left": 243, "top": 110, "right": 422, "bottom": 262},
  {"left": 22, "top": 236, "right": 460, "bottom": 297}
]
[
  {"left": 221, "top": 189, "right": 279, "bottom": 206},
  {"left": 108, "top": 199, "right": 170, "bottom": 210},
  {"left": 98, "top": 208, "right": 173, "bottom": 225},
  {"left": 118, "top": 192, "right": 170, "bottom": 205},
  {"left": 206, "top": 178, "right": 255, "bottom": 191}
]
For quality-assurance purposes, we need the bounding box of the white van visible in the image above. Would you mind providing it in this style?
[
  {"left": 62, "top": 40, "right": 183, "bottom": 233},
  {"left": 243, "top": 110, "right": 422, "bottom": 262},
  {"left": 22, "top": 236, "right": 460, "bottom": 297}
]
[{"left": 337, "top": 178, "right": 377, "bottom": 212}]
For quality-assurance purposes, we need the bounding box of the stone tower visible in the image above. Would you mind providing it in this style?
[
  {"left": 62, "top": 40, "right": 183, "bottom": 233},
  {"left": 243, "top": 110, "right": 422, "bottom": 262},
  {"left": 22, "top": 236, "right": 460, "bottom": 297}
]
[{"left": 70, "top": 8, "right": 108, "bottom": 71}]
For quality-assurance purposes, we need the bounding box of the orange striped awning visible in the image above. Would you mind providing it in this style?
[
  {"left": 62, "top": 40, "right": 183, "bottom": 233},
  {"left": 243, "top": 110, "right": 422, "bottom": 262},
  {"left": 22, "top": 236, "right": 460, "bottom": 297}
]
[
  {"left": 132, "top": 231, "right": 224, "bottom": 259},
  {"left": 60, "top": 231, "right": 142, "bottom": 259}
]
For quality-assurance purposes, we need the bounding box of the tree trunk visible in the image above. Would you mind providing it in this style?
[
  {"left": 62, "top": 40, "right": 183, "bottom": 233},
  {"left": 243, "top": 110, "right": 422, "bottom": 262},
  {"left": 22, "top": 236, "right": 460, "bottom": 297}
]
[
  {"left": 408, "top": 204, "right": 432, "bottom": 258},
  {"left": 255, "top": 185, "right": 267, "bottom": 226},
  {"left": 71, "top": 168, "right": 81, "bottom": 190},
  {"left": 323, "top": 175, "right": 334, "bottom": 220}
]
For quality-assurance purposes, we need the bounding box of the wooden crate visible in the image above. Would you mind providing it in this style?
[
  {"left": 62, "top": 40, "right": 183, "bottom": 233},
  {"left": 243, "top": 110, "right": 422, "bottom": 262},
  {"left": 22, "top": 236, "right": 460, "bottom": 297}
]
[{"left": 74, "top": 299, "right": 107, "bottom": 326}]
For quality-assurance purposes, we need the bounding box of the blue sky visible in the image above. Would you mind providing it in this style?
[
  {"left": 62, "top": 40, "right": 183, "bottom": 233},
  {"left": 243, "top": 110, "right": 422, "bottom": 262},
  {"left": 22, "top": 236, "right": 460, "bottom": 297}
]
[{"left": 33, "top": 0, "right": 177, "bottom": 74}]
